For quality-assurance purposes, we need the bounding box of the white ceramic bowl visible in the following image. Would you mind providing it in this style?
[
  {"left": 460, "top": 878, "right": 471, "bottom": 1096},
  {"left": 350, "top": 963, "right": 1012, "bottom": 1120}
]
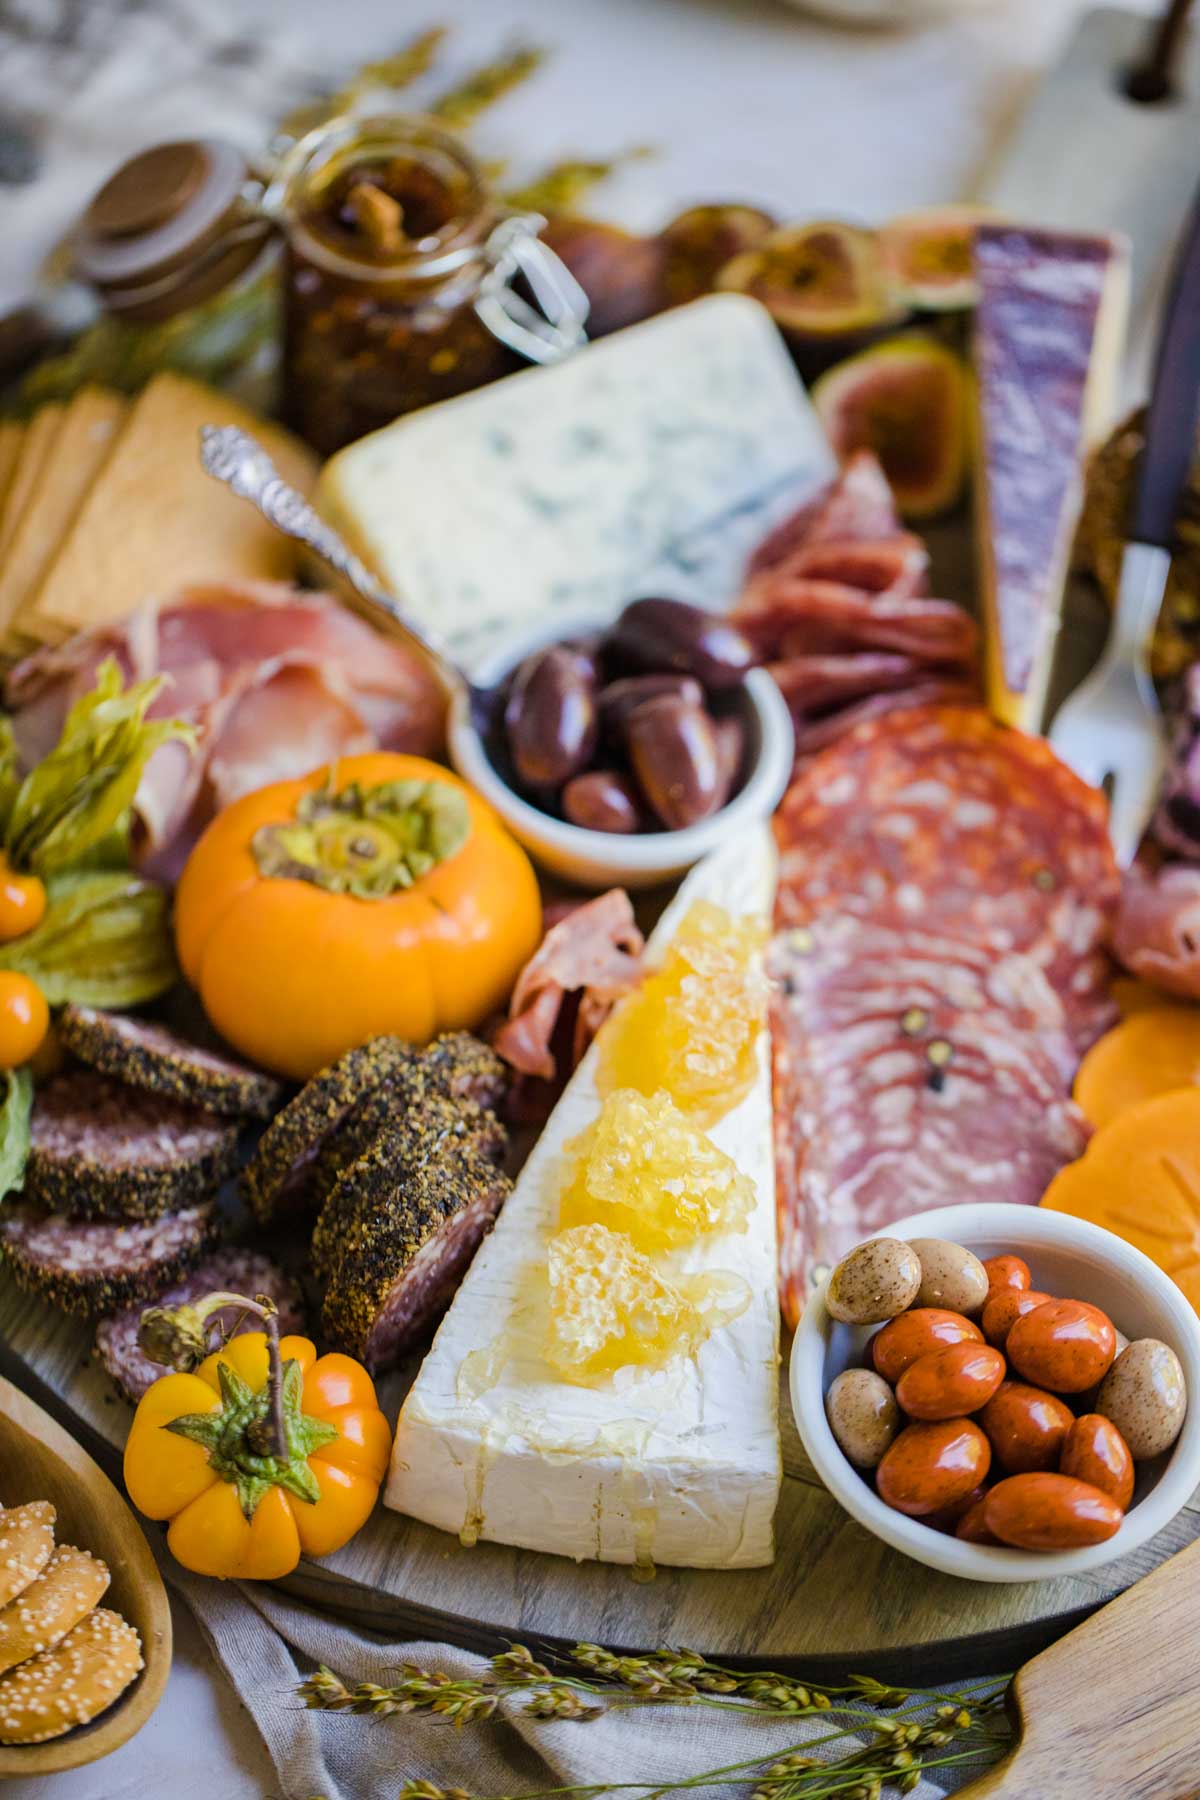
[
  {"left": 448, "top": 614, "right": 794, "bottom": 889},
  {"left": 790, "top": 1203, "right": 1200, "bottom": 1583}
]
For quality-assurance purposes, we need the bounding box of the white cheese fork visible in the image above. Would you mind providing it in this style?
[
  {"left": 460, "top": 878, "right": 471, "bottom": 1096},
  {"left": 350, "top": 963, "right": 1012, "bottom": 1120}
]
[{"left": 1049, "top": 180, "right": 1200, "bottom": 866}]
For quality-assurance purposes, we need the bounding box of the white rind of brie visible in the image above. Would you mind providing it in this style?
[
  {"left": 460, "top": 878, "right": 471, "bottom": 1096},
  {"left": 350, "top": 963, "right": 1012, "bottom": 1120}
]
[{"left": 385, "top": 825, "right": 781, "bottom": 1569}]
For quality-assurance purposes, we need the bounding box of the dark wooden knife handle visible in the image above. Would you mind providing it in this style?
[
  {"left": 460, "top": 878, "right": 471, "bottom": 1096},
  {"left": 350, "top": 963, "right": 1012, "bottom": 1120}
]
[{"left": 1133, "top": 177, "right": 1200, "bottom": 549}]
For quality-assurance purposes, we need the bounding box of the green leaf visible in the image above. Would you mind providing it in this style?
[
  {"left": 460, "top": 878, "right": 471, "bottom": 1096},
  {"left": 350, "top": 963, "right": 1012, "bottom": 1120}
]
[
  {"left": 4, "top": 658, "right": 195, "bottom": 878},
  {"left": 0, "top": 1067, "right": 33, "bottom": 1204},
  {"left": 0, "top": 871, "right": 177, "bottom": 1005}
]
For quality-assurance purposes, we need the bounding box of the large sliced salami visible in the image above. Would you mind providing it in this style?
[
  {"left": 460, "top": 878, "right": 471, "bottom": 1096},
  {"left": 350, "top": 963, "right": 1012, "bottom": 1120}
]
[
  {"left": 0, "top": 1202, "right": 220, "bottom": 1317},
  {"left": 94, "top": 1247, "right": 305, "bottom": 1403},
  {"left": 771, "top": 704, "right": 1117, "bottom": 1327},
  {"left": 27, "top": 1070, "right": 240, "bottom": 1222}
]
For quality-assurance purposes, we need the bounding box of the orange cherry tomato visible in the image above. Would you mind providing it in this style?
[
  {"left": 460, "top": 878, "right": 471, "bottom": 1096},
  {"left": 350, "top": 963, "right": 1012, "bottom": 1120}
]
[
  {"left": 895, "top": 1343, "right": 1005, "bottom": 1422},
  {"left": 876, "top": 1419, "right": 991, "bottom": 1518},
  {"left": 981, "top": 1287, "right": 1053, "bottom": 1349},
  {"left": 982, "top": 1254, "right": 1031, "bottom": 1294},
  {"left": 1060, "top": 1414, "right": 1135, "bottom": 1510},
  {"left": 978, "top": 1381, "right": 1074, "bottom": 1474},
  {"left": 983, "top": 1473, "right": 1123, "bottom": 1550},
  {"left": 0, "top": 973, "right": 49, "bottom": 1069},
  {"left": 0, "top": 859, "right": 46, "bottom": 942},
  {"left": 1007, "top": 1298, "right": 1117, "bottom": 1394},
  {"left": 871, "top": 1308, "right": 983, "bottom": 1385}
]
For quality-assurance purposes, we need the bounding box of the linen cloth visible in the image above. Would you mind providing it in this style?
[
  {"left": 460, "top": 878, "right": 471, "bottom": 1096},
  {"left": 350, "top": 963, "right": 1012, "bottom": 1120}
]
[{"left": 0, "top": 1, "right": 1146, "bottom": 1794}]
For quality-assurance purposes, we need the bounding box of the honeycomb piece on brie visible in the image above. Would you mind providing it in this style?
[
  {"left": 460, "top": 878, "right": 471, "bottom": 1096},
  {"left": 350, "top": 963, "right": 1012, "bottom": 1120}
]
[
  {"left": 545, "top": 1223, "right": 749, "bottom": 1385},
  {"left": 598, "top": 900, "right": 766, "bottom": 1127},
  {"left": 559, "top": 1088, "right": 754, "bottom": 1250}
]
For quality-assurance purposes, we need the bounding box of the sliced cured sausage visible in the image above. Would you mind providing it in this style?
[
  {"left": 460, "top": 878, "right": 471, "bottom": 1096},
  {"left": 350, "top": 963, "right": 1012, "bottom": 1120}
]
[
  {"left": 1111, "top": 860, "right": 1200, "bottom": 1001},
  {"left": 58, "top": 1005, "right": 283, "bottom": 1119},
  {"left": 26, "top": 1070, "right": 239, "bottom": 1222},
  {"left": 0, "top": 1201, "right": 220, "bottom": 1316},
  {"left": 241, "top": 1033, "right": 505, "bottom": 1227},
  {"left": 748, "top": 450, "right": 900, "bottom": 574},
  {"left": 769, "top": 705, "right": 1116, "bottom": 1326},
  {"left": 319, "top": 1116, "right": 512, "bottom": 1372},
  {"left": 493, "top": 890, "right": 645, "bottom": 1085},
  {"left": 93, "top": 1247, "right": 306, "bottom": 1403}
]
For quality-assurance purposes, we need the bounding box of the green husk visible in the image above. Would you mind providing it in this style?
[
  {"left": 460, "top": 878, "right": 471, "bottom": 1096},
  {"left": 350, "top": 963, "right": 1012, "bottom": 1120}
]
[
  {"left": 0, "top": 871, "right": 177, "bottom": 1006},
  {"left": 0, "top": 1068, "right": 33, "bottom": 1205},
  {"left": 4, "top": 658, "right": 193, "bottom": 878}
]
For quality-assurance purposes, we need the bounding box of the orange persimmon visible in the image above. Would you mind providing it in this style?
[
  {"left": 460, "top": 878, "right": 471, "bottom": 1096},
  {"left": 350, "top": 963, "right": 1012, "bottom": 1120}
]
[
  {"left": 174, "top": 753, "right": 542, "bottom": 1079},
  {"left": 1041, "top": 1087, "right": 1200, "bottom": 1315},
  {"left": 1074, "top": 1005, "right": 1200, "bottom": 1129}
]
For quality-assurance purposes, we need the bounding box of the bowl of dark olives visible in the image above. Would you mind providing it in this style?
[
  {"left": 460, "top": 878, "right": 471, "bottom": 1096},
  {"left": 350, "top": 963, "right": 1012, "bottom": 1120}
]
[{"left": 448, "top": 597, "right": 794, "bottom": 887}]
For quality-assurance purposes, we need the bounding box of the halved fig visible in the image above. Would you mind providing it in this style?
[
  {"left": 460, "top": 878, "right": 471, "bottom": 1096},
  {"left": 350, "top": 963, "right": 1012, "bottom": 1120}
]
[
  {"left": 716, "top": 221, "right": 900, "bottom": 338},
  {"left": 659, "top": 204, "right": 777, "bottom": 305},
  {"left": 539, "top": 216, "right": 667, "bottom": 336},
  {"left": 879, "top": 205, "right": 996, "bottom": 312},
  {"left": 812, "top": 336, "right": 968, "bottom": 521}
]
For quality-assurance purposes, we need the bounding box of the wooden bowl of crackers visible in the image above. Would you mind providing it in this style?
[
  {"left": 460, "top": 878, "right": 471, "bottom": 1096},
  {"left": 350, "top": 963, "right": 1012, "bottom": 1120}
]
[{"left": 0, "top": 1373, "right": 171, "bottom": 1776}]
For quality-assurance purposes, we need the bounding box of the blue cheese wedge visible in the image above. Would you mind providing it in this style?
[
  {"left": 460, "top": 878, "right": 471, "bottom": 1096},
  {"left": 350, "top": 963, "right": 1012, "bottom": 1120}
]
[
  {"left": 385, "top": 825, "right": 780, "bottom": 1569},
  {"left": 316, "top": 294, "right": 833, "bottom": 668}
]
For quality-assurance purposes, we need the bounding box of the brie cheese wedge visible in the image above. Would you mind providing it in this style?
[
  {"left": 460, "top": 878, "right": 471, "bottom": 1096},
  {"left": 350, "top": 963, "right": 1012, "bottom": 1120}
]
[{"left": 385, "top": 825, "right": 781, "bottom": 1569}]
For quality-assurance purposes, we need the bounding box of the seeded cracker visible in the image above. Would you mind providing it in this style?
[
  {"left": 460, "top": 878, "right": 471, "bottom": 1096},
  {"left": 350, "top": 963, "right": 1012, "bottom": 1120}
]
[
  {"left": 0, "top": 1546, "right": 109, "bottom": 1675},
  {"left": 0, "top": 1608, "right": 143, "bottom": 1744},
  {"left": 0, "top": 1504, "right": 55, "bottom": 1609}
]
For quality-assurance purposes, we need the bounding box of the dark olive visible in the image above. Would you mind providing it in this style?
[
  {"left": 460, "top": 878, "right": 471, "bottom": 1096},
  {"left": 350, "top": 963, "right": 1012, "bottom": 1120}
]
[
  {"left": 627, "top": 695, "right": 723, "bottom": 830},
  {"left": 598, "top": 673, "right": 704, "bottom": 744},
  {"left": 504, "top": 647, "right": 597, "bottom": 789},
  {"left": 605, "top": 597, "right": 755, "bottom": 693},
  {"left": 563, "top": 770, "right": 643, "bottom": 834}
]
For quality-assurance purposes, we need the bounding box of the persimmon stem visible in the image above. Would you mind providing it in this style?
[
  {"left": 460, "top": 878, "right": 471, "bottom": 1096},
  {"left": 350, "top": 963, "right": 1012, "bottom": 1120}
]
[{"left": 262, "top": 1304, "right": 288, "bottom": 1461}]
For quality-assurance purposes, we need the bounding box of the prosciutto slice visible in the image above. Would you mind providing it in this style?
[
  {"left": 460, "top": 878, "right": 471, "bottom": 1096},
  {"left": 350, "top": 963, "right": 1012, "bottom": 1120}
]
[
  {"left": 493, "top": 890, "right": 645, "bottom": 1101},
  {"left": 6, "top": 581, "right": 445, "bottom": 881}
]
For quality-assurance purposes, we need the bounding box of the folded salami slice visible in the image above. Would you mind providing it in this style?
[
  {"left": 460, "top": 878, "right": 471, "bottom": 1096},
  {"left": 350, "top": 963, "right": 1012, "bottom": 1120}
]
[
  {"left": 1112, "top": 861, "right": 1200, "bottom": 1001},
  {"left": 58, "top": 1006, "right": 283, "bottom": 1119},
  {"left": 0, "top": 1201, "right": 219, "bottom": 1317},
  {"left": 770, "top": 704, "right": 1116, "bottom": 1326},
  {"left": 748, "top": 450, "right": 900, "bottom": 574},
  {"left": 27, "top": 1071, "right": 239, "bottom": 1222},
  {"left": 94, "top": 1247, "right": 306, "bottom": 1403}
]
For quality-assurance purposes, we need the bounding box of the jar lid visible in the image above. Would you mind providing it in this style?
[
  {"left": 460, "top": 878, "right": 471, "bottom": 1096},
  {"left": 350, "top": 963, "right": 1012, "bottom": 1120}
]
[{"left": 73, "top": 138, "right": 273, "bottom": 319}]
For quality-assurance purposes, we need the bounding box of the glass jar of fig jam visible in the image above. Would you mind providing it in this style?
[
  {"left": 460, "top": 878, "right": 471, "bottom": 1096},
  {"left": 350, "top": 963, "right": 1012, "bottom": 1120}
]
[{"left": 272, "top": 116, "right": 586, "bottom": 455}]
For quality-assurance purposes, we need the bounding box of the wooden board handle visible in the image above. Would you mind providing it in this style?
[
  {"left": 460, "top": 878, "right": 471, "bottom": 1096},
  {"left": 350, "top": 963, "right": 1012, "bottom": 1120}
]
[{"left": 1133, "top": 175, "right": 1200, "bottom": 548}]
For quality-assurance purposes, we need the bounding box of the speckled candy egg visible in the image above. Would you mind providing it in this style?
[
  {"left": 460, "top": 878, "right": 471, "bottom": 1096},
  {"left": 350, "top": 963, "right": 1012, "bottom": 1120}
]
[
  {"left": 825, "top": 1368, "right": 900, "bottom": 1469},
  {"left": 826, "top": 1237, "right": 922, "bottom": 1325},
  {"left": 1096, "top": 1339, "right": 1188, "bottom": 1461},
  {"left": 909, "top": 1238, "right": 989, "bottom": 1316}
]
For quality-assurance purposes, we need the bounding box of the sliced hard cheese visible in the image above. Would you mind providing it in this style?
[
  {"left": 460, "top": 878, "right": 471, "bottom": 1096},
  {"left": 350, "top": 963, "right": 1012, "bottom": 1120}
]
[
  {"left": 972, "top": 226, "right": 1129, "bottom": 732},
  {"left": 317, "top": 293, "right": 834, "bottom": 668},
  {"left": 386, "top": 826, "right": 780, "bottom": 1569},
  {"left": 0, "top": 387, "right": 127, "bottom": 642},
  {"left": 27, "top": 372, "right": 318, "bottom": 636}
]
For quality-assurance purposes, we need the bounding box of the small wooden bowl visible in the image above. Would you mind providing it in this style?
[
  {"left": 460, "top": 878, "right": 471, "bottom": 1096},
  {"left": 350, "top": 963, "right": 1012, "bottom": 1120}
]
[{"left": 0, "top": 1374, "right": 172, "bottom": 1776}]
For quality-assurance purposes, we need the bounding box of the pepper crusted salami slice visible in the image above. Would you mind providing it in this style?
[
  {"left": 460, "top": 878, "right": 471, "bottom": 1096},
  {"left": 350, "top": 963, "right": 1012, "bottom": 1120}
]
[
  {"left": 319, "top": 1120, "right": 512, "bottom": 1372},
  {"left": 310, "top": 1091, "right": 506, "bottom": 1279},
  {"left": 243, "top": 1033, "right": 507, "bottom": 1228},
  {"left": 58, "top": 1005, "right": 283, "bottom": 1119},
  {"left": 241, "top": 1036, "right": 420, "bottom": 1227},
  {"left": 94, "top": 1247, "right": 306, "bottom": 1404},
  {"left": 0, "top": 1201, "right": 220, "bottom": 1317},
  {"left": 26, "top": 1070, "right": 239, "bottom": 1223}
]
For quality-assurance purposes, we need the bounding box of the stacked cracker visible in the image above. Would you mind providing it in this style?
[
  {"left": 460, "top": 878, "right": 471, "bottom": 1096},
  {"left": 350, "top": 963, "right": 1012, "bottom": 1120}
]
[
  {"left": 0, "top": 372, "right": 317, "bottom": 659},
  {"left": 0, "top": 1499, "right": 142, "bottom": 1745}
]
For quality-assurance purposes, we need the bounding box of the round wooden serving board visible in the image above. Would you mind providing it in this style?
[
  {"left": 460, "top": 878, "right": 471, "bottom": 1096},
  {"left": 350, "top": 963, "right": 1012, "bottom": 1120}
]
[{"left": 3, "top": 1272, "right": 1196, "bottom": 1685}]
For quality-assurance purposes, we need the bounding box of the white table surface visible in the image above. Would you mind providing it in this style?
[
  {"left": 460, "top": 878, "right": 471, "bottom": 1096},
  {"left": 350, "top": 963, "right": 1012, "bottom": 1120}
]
[{"left": 2, "top": 0, "right": 1162, "bottom": 1793}]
